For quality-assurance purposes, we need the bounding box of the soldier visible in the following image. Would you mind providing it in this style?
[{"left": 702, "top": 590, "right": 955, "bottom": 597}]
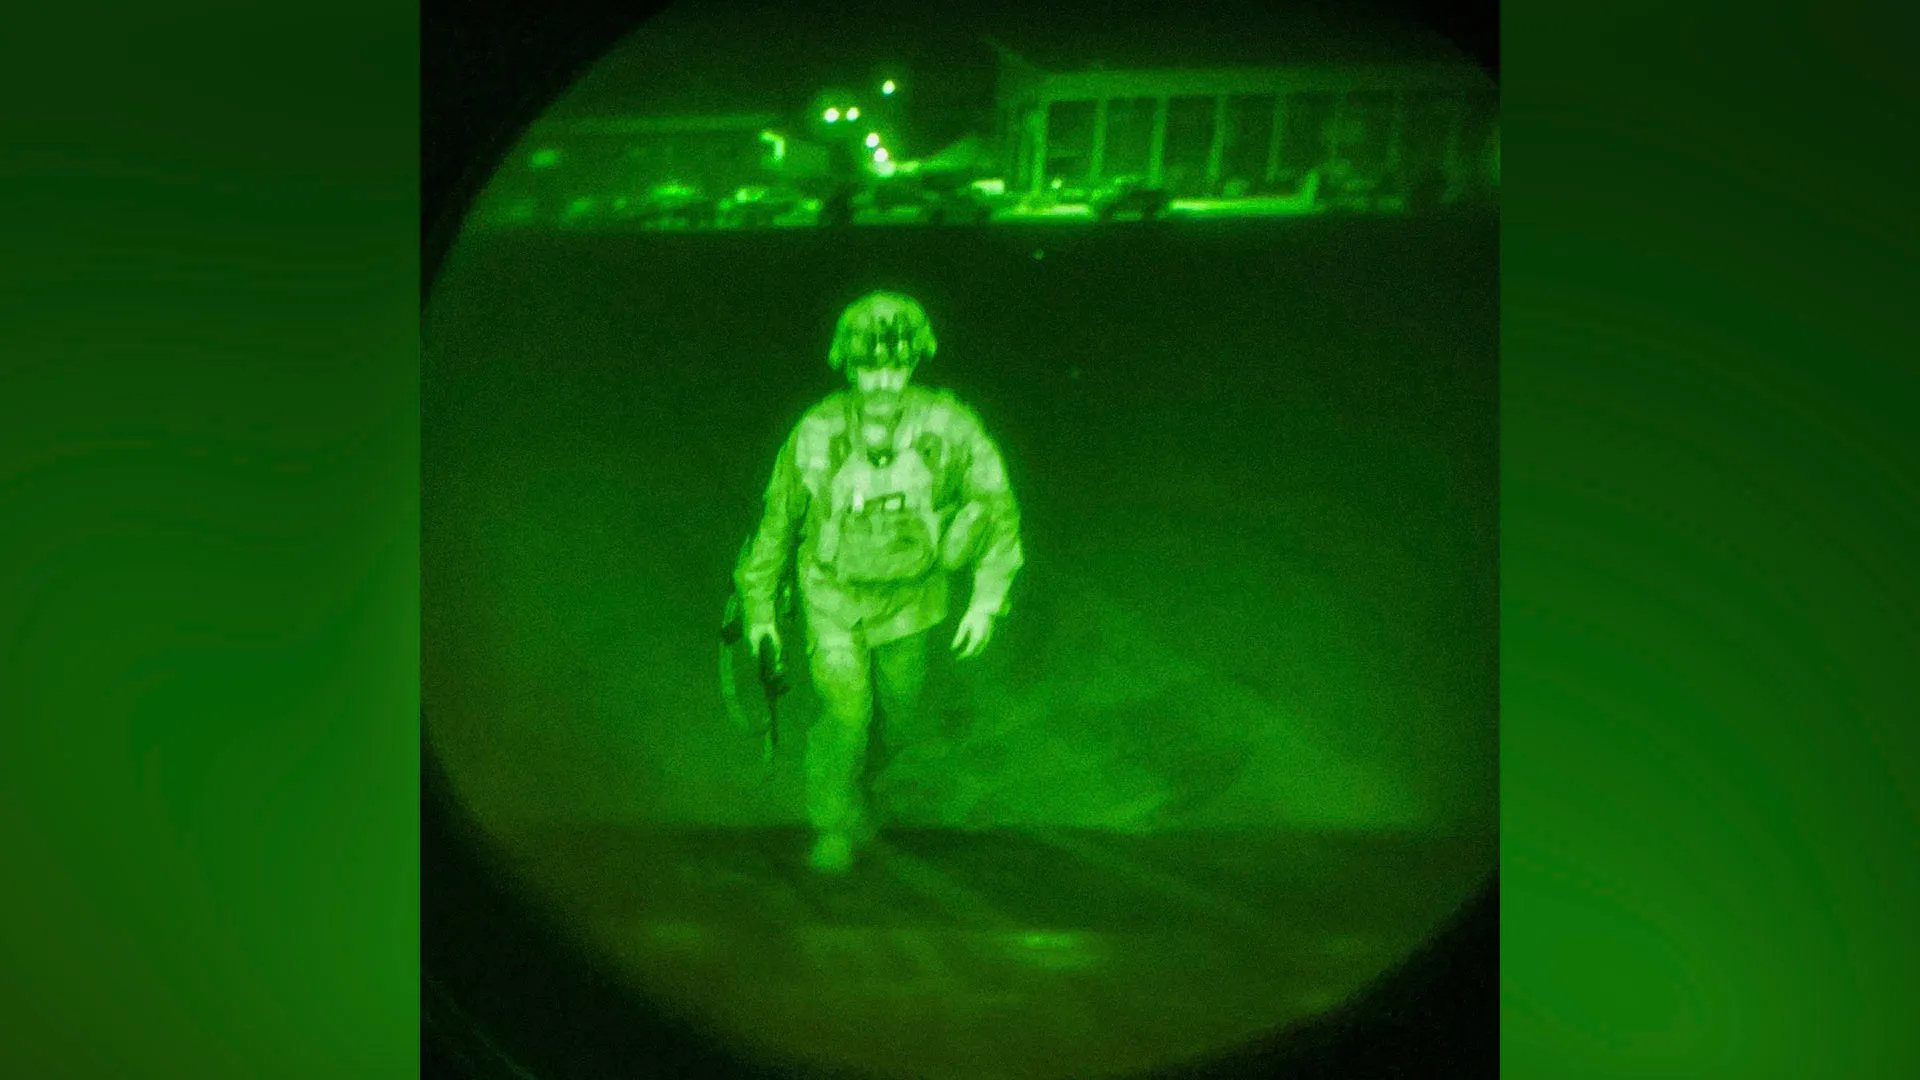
[{"left": 735, "top": 292, "right": 1024, "bottom": 873}]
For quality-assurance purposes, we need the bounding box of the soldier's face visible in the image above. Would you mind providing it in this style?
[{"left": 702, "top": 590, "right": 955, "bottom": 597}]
[{"left": 852, "top": 361, "right": 912, "bottom": 409}]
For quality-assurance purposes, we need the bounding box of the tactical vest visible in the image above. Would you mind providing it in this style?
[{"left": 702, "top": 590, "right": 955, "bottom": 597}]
[{"left": 812, "top": 397, "right": 959, "bottom": 586}]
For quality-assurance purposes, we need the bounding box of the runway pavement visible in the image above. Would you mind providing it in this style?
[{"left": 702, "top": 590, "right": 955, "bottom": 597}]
[{"left": 497, "top": 824, "right": 1493, "bottom": 1079}]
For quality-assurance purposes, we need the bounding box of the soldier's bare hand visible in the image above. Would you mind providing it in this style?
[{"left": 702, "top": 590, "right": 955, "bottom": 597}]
[
  {"left": 950, "top": 607, "right": 995, "bottom": 660},
  {"left": 748, "top": 623, "right": 782, "bottom": 663}
]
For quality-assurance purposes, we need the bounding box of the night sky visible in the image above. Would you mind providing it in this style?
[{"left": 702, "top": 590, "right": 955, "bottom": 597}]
[{"left": 545, "top": 0, "right": 1471, "bottom": 126}]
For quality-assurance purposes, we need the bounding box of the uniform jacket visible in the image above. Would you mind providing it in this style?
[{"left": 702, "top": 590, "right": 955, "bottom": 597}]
[{"left": 736, "top": 385, "right": 1023, "bottom": 647}]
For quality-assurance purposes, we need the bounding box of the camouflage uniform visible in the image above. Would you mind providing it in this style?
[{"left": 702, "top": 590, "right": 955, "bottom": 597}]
[{"left": 736, "top": 385, "right": 1023, "bottom": 836}]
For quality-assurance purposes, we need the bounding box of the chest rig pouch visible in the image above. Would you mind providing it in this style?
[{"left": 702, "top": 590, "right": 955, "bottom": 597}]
[{"left": 815, "top": 399, "right": 946, "bottom": 585}]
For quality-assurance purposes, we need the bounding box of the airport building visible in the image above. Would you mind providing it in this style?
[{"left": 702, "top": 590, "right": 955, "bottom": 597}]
[
  {"left": 984, "top": 30, "right": 1497, "bottom": 207},
  {"left": 467, "top": 16, "right": 1499, "bottom": 231}
]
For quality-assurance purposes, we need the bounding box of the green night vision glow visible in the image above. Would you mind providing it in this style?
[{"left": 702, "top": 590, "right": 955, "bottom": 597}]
[{"left": 433, "top": 27, "right": 1502, "bottom": 1080}]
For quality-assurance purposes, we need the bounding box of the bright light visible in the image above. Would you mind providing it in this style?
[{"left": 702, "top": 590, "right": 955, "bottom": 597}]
[
  {"left": 529, "top": 148, "right": 560, "bottom": 168},
  {"left": 846, "top": 107, "right": 860, "bottom": 121},
  {"left": 865, "top": 132, "right": 881, "bottom": 148},
  {"left": 882, "top": 80, "right": 897, "bottom": 95},
  {"left": 824, "top": 108, "right": 840, "bottom": 123},
  {"left": 873, "top": 148, "right": 889, "bottom": 163}
]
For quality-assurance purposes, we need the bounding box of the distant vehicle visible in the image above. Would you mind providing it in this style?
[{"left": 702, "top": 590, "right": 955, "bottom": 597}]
[
  {"left": 914, "top": 170, "right": 995, "bottom": 225},
  {"left": 1046, "top": 177, "right": 1095, "bottom": 205},
  {"left": 717, "top": 185, "right": 804, "bottom": 228},
  {"left": 861, "top": 170, "right": 994, "bottom": 226},
  {"left": 554, "top": 195, "right": 604, "bottom": 225},
  {"left": 870, "top": 175, "right": 931, "bottom": 215},
  {"left": 1090, "top": 178, "right": 1172, "bottom": 222},
  {"left": 626, "top": 182, "right": 718, "bottom": 229}
]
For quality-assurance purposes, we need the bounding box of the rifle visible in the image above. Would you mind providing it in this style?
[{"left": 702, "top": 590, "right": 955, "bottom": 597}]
[
  {"left": 719, "top": 587, "right": 791, "bottom": 764},
  {"left": 755, "top": 635, "right": 788, "bottom": 762}
]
